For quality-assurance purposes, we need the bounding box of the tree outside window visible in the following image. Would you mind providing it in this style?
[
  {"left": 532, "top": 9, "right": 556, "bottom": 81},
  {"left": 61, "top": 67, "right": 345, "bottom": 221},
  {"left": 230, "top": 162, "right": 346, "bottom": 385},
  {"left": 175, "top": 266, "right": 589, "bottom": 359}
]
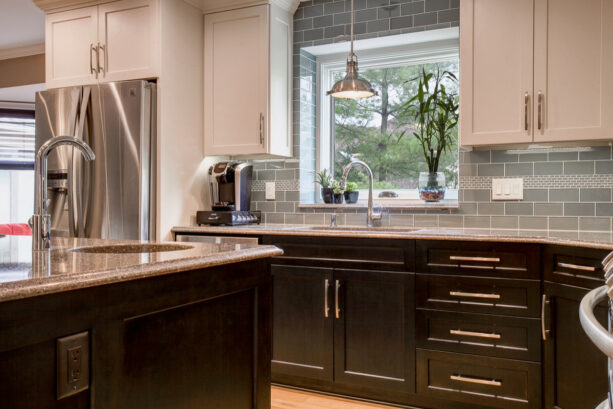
[{"left": 332, "top": 60, "right": 459, "bottom": 194}]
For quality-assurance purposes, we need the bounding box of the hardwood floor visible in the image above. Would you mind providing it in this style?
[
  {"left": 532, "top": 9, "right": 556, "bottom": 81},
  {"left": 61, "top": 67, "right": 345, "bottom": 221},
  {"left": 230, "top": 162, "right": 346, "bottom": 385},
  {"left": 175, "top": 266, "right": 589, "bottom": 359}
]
[{"left": 271, "top": 386, "right": 398, "bottom": 409}]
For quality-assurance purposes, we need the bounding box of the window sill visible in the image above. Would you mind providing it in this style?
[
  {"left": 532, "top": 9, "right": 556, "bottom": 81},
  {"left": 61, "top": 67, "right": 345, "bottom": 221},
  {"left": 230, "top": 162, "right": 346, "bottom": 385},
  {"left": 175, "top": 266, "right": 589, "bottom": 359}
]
[{"left": 298, "top": 199, "right": 459, "bottom": 211}]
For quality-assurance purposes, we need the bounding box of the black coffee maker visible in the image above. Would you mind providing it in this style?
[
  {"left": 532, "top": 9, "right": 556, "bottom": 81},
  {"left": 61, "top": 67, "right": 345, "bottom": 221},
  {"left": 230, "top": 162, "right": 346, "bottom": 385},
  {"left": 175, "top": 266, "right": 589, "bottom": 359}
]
[{"left": 197, "top": 162, "right": 260, "bottom": 225}]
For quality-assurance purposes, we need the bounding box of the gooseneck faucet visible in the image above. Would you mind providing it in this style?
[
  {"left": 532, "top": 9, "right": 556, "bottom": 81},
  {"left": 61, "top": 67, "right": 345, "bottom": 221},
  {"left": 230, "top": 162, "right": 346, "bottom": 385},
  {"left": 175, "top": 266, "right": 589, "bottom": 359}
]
[
  {"left": 339, "top": 160, "right": 382, "bottom": 227},
  {"left": 32, "top": 136, "right": 95, "bottom": 251}
]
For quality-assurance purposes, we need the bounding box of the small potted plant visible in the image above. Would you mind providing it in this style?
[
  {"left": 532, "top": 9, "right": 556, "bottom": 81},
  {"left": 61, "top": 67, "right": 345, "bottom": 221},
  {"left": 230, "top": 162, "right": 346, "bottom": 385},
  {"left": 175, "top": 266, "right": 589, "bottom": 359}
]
[
  {"left": 315, "top": 169, "right": 334, "bottom": 203},
  {"left": 343, "top": 182, "right": 359, "bottom": 204},
  {"left": 404, "top": 67, "right": 459, "bottom": 202},
  {"left": 331, "top": 180, "right": 344, "bottom": 204}
]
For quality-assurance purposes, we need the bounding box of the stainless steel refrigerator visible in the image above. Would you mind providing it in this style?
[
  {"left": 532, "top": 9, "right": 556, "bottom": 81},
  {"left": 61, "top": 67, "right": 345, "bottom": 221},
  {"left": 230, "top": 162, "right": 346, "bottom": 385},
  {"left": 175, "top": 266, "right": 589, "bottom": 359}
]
[{"left": 35, "top": 80, "right": 156, "bottom": 241}]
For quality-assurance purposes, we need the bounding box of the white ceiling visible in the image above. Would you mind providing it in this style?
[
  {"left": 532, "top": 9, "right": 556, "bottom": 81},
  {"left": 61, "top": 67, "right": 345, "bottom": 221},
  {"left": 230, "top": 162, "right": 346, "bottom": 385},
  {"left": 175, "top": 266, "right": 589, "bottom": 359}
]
[
  {"left": 0, "top": 83, "right": 45, "bottom": 103},
  {"left": 0, "top": 0, "right": 44, "bottom": 51}
]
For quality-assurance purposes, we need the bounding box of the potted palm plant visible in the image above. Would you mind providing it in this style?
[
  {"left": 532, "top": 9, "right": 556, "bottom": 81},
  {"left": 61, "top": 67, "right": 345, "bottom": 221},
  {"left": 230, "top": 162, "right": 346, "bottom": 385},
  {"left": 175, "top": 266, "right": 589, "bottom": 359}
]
[{"left": 405, "top": 68, "right": 459, "bottom": 202}]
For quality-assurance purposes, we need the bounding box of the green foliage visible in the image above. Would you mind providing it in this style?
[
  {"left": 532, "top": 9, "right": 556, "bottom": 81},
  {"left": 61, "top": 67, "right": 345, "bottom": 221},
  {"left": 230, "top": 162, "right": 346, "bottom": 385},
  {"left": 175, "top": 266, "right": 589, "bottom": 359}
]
[
  {"left": 331, "top": 180, "right": 343, "bottom": 194},
  {"left": 344, "top": 182, "right": 358, "bottom": 192},
  {"left": 403, "top": 67, "right": 459, "bottom": 173},
  {"left": 333, "top": 61, "right": 459, "bottom": 190},
  {"left": 314, "top": 169, "right": 333, "bottom": 188}
]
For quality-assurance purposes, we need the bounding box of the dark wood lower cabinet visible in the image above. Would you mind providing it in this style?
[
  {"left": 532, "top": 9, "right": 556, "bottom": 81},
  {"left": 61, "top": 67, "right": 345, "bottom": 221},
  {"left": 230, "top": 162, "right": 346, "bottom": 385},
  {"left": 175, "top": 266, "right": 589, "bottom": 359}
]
[
  {"left": 333, "top": 269, "right": 415, "bottom": 393},
  {"left": 0, "top": 259, "right": 271, "bottom": 409},
  {"left": 271, "top": 265, "right": 333, "bottom": 382},
  {"left": 543, "top": 281, "right": 609, "bottom": 409}
]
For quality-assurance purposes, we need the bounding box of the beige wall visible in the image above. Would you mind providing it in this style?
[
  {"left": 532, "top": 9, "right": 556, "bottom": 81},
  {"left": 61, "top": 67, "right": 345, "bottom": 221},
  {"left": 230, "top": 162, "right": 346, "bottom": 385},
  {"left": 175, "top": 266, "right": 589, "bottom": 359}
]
[{"left": 0, "top": 54, "right": 45, "bottom": 88}]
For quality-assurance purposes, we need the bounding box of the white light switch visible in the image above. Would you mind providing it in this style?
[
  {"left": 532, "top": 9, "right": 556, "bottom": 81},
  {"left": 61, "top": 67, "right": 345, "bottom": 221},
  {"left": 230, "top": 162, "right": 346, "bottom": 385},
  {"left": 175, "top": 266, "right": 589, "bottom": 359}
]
[
  {"left": 491, "top": 178, "right": 524, "bottom": 200},
  {"left": 265, "top": 182, "right": 276, "bottom": 200}
]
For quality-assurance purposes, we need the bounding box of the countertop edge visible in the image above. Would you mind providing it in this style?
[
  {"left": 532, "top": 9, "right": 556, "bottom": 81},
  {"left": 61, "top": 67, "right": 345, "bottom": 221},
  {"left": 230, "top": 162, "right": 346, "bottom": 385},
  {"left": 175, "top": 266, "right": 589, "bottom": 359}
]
[
  {"left": 0, "top": 246, "right": 282, "bottom": 303},
  {"left": 171, "top": 225, "right": 613, "bottom": 252}
]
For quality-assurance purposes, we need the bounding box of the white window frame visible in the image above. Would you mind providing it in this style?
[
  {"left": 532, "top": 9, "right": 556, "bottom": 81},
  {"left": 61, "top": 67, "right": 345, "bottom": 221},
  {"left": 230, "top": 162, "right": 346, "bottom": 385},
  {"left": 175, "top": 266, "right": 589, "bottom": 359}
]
[{"left": 313, "top": 32, "right": 460, "bottom": 204}]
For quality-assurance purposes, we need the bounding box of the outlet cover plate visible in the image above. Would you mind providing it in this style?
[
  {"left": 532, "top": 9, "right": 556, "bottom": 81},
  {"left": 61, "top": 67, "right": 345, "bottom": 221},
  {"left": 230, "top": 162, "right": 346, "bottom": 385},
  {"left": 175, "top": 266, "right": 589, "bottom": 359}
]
[
  {"left": 265, "top": 182, "right": 276, "bottom": 200},
  {"left": 492, "top": 178, "right": 524, "bottom": 200},
  {"left": 57, "top": 331, "right": 89, "bottom": 399}
]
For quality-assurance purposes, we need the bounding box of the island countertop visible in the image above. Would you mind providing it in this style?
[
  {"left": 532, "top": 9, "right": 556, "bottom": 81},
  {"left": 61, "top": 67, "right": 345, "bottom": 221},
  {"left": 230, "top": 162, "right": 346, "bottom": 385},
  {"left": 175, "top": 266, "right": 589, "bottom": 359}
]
[
  {"left": 0, "top": 235, "right": 282, "bottom": 303},
  {"left": 172, "top": 224, "right": 613, "bottom": 252}
]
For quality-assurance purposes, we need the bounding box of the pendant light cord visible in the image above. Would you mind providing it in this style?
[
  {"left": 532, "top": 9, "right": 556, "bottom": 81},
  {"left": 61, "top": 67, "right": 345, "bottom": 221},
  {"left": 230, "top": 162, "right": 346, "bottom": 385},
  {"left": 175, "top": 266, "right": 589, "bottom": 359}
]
[{"left": 350, "top": 0, "right": 354, "bottom": 59}]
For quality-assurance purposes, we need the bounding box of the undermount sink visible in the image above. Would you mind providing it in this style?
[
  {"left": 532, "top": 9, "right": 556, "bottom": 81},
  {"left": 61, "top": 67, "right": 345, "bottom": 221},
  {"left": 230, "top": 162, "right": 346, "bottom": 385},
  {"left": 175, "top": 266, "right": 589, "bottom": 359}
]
[
  {"left": 70, "top": 243, "right": 193, "bottom": 254},
  {"left": 297, "top": 226, "right": 423, "bottom": 232}
]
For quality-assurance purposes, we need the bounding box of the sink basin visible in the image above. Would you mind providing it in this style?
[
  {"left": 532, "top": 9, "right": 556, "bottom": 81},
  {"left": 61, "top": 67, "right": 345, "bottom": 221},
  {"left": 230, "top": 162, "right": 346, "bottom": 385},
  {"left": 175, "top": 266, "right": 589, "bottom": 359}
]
[
  {"left": 70, "top": 243, "right": 193, "bottom": 254},
  {"left": 297, "top": 226, "right": 423, "bottom": 233}
]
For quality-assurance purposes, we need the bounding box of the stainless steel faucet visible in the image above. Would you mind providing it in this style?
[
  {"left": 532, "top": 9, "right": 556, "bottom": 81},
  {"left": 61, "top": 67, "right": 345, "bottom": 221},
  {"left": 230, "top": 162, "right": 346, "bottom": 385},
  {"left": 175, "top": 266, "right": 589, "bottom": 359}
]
[
  {"left": 32, "top": 136, "right": 95, "bottom": 251},
  {"left": 339, "top": 160, "right": 382, "bottom": 227}
]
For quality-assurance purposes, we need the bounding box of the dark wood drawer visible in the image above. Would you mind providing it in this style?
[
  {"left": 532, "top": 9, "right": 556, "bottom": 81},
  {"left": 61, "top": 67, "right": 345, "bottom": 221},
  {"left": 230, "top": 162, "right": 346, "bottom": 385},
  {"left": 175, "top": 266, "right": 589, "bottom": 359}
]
[
  {"left": 416, "top": 310, "right": 541, "bottom": 361},
  {"left": 262, "top": 236, "right": 413, "bottom": 271},
  {"left": 416, "top": 241, "right": 539, "bottom": 278},
  {"left": 543, "top": 245, "right": 609, "bottom": 288},
  {"left": 416, "top": 275, "right": 540, "bottom": 318},
  {"left": 417, "top": 349, "right": 541, "bottom": 409}
]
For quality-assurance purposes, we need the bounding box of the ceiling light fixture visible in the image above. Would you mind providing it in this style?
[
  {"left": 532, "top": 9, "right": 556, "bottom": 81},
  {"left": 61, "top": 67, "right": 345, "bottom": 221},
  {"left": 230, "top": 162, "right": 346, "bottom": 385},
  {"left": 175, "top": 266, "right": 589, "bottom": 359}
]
[{"left": 326, "top": 0, "right": 378, "bottom": 99}]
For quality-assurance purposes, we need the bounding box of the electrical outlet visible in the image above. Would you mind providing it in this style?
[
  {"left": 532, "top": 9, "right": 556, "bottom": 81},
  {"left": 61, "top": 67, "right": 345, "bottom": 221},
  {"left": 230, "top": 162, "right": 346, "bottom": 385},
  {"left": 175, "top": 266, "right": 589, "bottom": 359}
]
[
  {"left": 492, "top": 178, "right": 524, "bottom": 200},
  {"left": 265, "top": 182, "right": 276, "bottom": 200},
  {"left": 57, "top": 331, "right": 89, "bottom": 399}
]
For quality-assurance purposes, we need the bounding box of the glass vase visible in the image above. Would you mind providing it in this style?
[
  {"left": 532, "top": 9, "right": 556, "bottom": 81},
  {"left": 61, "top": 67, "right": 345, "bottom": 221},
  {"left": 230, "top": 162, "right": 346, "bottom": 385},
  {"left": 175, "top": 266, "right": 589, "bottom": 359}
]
[{"left": 418, "top": 172, "right": 446, "bottom": 202}]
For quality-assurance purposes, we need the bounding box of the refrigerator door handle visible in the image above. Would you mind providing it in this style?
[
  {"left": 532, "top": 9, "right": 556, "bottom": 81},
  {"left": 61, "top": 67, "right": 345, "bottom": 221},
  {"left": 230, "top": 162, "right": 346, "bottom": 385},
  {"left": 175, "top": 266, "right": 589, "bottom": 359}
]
[{"left": 71, "top": 87, "right": 92, "bottom": 237}]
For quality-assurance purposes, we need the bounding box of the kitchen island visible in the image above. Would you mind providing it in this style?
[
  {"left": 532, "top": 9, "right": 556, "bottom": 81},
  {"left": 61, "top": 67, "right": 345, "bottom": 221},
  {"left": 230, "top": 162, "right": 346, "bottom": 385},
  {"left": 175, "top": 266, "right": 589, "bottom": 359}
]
[{"left": 0, "top": 235, "right": 282, "bottom": 409}]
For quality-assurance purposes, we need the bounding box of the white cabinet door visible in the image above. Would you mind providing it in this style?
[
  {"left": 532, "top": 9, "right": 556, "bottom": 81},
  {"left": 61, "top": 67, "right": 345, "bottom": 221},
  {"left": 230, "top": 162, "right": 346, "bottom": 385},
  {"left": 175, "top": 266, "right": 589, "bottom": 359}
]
[
  {"left": 97, "top": 0, "right": 159, "bottom": 82},
  {"left": 460, "top": 0, "right": 534, "bottom": 146},
  {"left": 45, "top": 7, "right": 98, "bottom": 88},
  {"left": 534, "top": 0, "right": 613, "bottom": 142},
  {"left": 204, "top": 5, "right": 269, "bottom": 156}
]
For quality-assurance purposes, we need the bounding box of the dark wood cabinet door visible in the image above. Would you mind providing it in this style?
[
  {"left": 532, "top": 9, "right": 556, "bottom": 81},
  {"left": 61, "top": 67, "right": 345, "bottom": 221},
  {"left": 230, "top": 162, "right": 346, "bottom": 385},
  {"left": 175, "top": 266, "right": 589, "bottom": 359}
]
[
  {"left": 543, "top": 282, "right": 609, "bottom": 409},
  {"left": 271, "top": 265, "right": 334, "bottom": 382},
  {"left": 333, "top": 268, "right": 415, "bottom": 393}
]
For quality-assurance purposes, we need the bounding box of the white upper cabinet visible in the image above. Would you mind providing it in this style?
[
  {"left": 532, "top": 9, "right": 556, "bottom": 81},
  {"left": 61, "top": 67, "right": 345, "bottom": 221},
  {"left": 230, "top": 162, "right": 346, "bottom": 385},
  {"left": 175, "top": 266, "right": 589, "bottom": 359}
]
[
  {"left": 461, "top": 0, "right": 613, "bottom": 146},
  {"left": 97, "top": 0, "right": 159, "bottom": 83},
  {"left": 204, "top": 3, "right": 293, "bottom": 157},
  {"left": 45, "top": 6, "right": 98, "bottom": 88},
  {"left": 460, "top": 0, "right": 534, "bottom": 146},
  {"left": 44, "top": 0, "right": 159, "bottom": 88},
  {"left": 533, "top": 0, "right": 613, "bottom": 142}
]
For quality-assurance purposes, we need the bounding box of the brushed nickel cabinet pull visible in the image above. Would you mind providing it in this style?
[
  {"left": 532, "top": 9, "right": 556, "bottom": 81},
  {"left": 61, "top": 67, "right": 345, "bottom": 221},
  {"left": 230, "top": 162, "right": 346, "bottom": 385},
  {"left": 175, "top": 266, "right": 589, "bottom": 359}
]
[
  {"left": 450, "top": 329, "right": 501, "bottom": 340},
  {"left": 557, "top": 262, "right": 596, "bottom": 272},
  {"left": 335, "top": 280, "right": 340, "bottom": 319},
  {"left": 90, "top": 43, "right": 98, "bottom": 78},
  {"left": 541, "top": 294, "right": 550, "bottom": 341},
  {"left": 537, "top": 91, "right": 543, "bottom": 131},
  {"left": 324, "top": 279, "right": 330, "bottom": 318},
  {"left": 524, "top": 92, "right": 529, "bottom": 131},
  {"left": 97, "top": 43, "right": 106, "bottom": 76},
  {"left": 450, "top": 375, "right": 502, "bottom": 387},
  {"left": 449, "top": 291, "right": 501, "bottom": 300},
  {"left": 259, "top": 113, "right": 264, "bottom": 145},
  {"left": 449, "top": 256, "right": 500, "bottom": 263}
]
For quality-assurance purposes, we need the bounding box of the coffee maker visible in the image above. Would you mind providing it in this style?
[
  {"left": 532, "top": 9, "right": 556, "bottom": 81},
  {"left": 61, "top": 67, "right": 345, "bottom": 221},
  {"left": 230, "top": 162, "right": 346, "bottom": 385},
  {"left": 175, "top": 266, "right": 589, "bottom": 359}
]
[{"left": 197, "top": 162, "right": 261, "bottom": 225}]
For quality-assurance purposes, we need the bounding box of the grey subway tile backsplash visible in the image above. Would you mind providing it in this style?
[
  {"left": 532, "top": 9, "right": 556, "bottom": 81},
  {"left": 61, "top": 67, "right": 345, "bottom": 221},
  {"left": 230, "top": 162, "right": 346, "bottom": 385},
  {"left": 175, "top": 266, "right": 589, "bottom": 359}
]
[{"left": 257, "top": 1, "right": 612, "bottom": 233}]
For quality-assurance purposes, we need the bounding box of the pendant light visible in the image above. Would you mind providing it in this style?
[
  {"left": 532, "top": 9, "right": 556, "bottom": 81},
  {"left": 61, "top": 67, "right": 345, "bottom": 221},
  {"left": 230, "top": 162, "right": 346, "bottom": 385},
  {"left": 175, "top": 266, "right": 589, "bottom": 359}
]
[{"left": 326, "top": 0, "right": 378, "bottom": 99}]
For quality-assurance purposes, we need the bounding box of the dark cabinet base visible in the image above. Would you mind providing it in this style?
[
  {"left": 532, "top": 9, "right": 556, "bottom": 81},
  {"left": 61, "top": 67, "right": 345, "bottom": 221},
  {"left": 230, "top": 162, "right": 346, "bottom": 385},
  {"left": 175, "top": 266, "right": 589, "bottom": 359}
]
[{"left": 0, "top": 259, "right": 272, "bottom": 409}]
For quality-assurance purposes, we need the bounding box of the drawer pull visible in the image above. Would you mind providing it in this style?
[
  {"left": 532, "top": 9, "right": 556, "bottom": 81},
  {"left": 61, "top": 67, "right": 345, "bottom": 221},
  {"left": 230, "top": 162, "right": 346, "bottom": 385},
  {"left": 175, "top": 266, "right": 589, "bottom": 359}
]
[
  {"left": 450, "top": 374, "right": 502, "bottom": 387},
  {"left": 557, "top": 262, "right": 596, "bottom": 272},
  {"left": 450, "top": 329, "right": 501, "bottom": 340},
  {"left": 450, "top": 256, "right": 500, "bottom": 263},
  {"left": 449, "top": 291, "right": 501, "bottom": 300},
  {"left": 335, "top": 280, "right": 340, "bottom": 319}
]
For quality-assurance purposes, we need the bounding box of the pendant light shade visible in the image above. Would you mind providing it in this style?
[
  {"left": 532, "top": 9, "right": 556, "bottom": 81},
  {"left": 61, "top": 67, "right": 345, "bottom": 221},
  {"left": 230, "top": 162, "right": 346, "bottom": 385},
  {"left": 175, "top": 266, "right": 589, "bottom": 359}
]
[
  {"left": 327, "top": 0, "right": 378, "bottom": 100},
  {"left": 327, "top": 56, "right": 377, "bottom": 99}
]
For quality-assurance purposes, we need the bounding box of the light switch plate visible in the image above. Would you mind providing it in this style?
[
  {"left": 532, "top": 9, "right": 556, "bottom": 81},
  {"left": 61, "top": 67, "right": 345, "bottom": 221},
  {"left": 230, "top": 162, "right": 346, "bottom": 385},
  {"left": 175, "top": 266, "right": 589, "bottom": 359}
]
[
  {"left": 492, "top": 178, "right": 524, "bottom": 200},
  {"left": 265, "top": 182, "right": 276, "bottom": 200}
]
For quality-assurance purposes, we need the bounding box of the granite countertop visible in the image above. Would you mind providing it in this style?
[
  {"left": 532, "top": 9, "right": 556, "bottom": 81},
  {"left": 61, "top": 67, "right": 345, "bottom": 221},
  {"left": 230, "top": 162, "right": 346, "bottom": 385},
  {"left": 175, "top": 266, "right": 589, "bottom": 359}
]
[
  {"left": 172, "top": 224, "right": 613, "bottom": 251},
  {"left": 0, "top": 236, "right": 282, "bottom": 303}
]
